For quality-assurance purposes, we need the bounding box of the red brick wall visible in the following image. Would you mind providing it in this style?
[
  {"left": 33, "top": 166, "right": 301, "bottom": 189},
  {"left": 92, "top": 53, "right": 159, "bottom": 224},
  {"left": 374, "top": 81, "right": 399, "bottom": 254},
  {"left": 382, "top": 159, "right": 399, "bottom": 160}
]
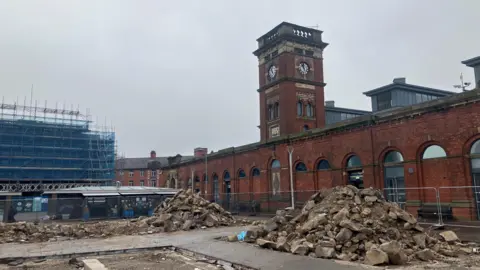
[{"left": 156, "top": 101, "right": 480, "bottom": 219}]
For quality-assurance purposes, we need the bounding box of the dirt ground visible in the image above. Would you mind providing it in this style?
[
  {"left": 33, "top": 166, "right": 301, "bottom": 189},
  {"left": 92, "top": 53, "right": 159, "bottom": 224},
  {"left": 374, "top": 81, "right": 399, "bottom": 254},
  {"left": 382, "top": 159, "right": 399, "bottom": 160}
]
[{"left": 0, "top": 249, "right": 249, "bottom": 270}]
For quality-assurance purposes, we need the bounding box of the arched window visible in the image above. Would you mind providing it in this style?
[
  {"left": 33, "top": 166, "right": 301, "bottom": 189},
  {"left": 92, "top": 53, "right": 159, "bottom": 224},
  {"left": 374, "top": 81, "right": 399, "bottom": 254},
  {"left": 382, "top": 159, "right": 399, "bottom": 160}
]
[
  {"left": 384, "top": 151, "right": 404, "bottom": 164},
  {"left": 297, "top": 101, "right": 303, "bottom": 116},
  {"left": 303, "top": 125, "right": 309, "bottom": 131},
  {"left": 252, "top": 168, "right": 260, "bottom": 177},
  {"left": 295, "top": 162, "right": 307, "bottom": 172},
  {"left": 271, "top": 159, "right": 281, "bottom": 169},
  {"left": 306, "top": 103, "right": 313, "bottom": 117},
  {"left": 317, "top": 160, "right": 331, "bottom": 170},
  {"left": 422, "top": 145, "right": 447, "bottom": 160},
  {"left": 273, "top": 102, "right": 279, "bottom": 119},
  {"left": 471, "top": 140, "right": 480, "bottom": 155},
  {"left": 238, "top": 169, "right": 246, "bottom": 178},
  {"left": 223, "top": 171, "right": 231, "bottom": 181},
  {"left": 346, "top": 155, "right": 362, "bottom": 168}
]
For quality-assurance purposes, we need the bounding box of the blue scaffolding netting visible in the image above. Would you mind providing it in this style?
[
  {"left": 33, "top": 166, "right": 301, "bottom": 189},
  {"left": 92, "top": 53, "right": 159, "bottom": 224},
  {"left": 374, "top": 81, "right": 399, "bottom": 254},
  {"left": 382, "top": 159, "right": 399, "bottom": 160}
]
[{"left": 0, "top": 103, "right": 115, "bottom": 185}]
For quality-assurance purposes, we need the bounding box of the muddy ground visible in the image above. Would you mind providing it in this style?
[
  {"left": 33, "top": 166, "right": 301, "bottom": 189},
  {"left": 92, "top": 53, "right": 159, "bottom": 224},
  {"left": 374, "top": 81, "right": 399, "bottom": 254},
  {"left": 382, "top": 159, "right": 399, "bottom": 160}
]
[{"left": 0, "top": 249, "right": 252, "bottom": 270}]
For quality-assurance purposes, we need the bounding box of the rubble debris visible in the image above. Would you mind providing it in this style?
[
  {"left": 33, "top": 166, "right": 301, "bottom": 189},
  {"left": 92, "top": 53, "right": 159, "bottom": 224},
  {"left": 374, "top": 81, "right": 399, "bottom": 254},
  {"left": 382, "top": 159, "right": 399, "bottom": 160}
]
[
  {"left": 245, "top": 185, "right": 469, "bottom": 266},
  {"left": 0, "top": 189, "right": 249, "bottom": 244}
]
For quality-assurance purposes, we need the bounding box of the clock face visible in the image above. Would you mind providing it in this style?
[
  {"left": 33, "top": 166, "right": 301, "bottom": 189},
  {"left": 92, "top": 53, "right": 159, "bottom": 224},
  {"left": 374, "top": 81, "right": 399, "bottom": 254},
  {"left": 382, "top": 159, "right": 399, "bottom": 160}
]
[
  {"left": 298, "top": 62, "right": 310, "bottom": 75},
  {"left": 268, "top": 65, "right": 277, "bottom": 79}
]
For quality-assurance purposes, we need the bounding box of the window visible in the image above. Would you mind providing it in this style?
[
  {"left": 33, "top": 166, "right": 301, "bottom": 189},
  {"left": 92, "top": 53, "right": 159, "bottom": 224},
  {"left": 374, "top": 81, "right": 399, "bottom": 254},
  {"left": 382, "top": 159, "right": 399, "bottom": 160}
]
[
  {"left": 140, "top": 170, "right": 144, "bottom": 177},
  {"left": 129, "top": 170, "right": 134, "bottom": 177},
  {"left": 346, "top": 155, "right": 362, "bottom": 168},
  {"left": 471, "top": 140, "right": 480, "bottom": 155},
  {"left": 306, "top": 103, "right": 313, "bottom": 117},
  {"left": 376, "top": 92, "right": 392, "bottom": 111},
  {"left": 119, "top": 171, "right": 124, "bottom": 176},
  {"left": 273, "top": 102, "right": 279, "bottom": 119},
  {"left": 268, "top": 104, "right": 274, "bottom": 120},
  {"left": 317, "top": 160, "right": 331, "bottom": 170},
  {"left": 252, "top": 168, "right": 260, "bottom": 177},
  {"left": 223, "top": 171, "right": 231, "bottom": 181},
  {"left": 140, "top": 180, "right": 144, "bottom": 186},
  {"left": 303, "top": 125, "right": 309, "bottom": 131},
  {"left": 151, "top": 170, "right": 156, "bottom": 177},
  {"left": 238, "top": 169, "right": 246, "bottom": 178},
  {"left": 295, "top": 162, "right": 307, "bottom": 172},
  {"left": 151, "top": 180, "right": 157, "bottom": 187},
  {"left": 271, "top": 159, "right": 281, "bottom": 169},
  {"left": 128, "top": 180, "right": 133, "bottom": 186},
  {"left": 297, "top": 101, "right": 303, "bottom": 116},
  {"left": 422, "top": 145, "right": 447, "bottom": 160},
  {"left": 384, "top": 151, "right": 404, "bottom": 164}
]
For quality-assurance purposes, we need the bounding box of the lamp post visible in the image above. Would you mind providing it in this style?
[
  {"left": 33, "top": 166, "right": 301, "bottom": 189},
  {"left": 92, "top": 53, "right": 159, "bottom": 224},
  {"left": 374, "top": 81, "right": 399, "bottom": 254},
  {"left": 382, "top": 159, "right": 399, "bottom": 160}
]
[
  {"left": 205, "top": 153, "right": 208, "bottom": 195},
  {"left": 288, "top": 146, "right": 295, "bottom": 208}
]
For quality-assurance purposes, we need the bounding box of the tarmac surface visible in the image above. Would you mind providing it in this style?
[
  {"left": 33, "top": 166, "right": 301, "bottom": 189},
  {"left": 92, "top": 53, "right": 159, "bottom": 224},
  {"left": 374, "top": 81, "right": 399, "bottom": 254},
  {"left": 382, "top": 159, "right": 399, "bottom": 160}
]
[{"left": 0, "top": 225, "right": 362, "bottom": 270}]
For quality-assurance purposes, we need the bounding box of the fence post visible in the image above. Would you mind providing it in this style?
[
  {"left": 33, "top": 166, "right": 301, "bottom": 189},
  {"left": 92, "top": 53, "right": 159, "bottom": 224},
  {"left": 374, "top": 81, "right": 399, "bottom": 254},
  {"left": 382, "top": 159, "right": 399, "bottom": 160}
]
[{"left": 435, "top": 187, "right": 443, "bottom": 226}]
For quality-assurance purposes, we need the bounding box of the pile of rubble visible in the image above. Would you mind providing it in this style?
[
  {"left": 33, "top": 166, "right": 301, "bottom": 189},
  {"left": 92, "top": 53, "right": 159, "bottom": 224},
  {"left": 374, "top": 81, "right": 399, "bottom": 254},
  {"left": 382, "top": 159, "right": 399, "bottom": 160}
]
[
  {"left": 0, "top": 189, "right": 240, "bottom": 244},
  {"left": 238, "top": 185, "right": 474, "bottom": 266},
  {"left": 136, "top": 189, "right": 236, "bottom": 231},
  {"left": 0, "top": 220, "right": 142, "bottom": 243}
]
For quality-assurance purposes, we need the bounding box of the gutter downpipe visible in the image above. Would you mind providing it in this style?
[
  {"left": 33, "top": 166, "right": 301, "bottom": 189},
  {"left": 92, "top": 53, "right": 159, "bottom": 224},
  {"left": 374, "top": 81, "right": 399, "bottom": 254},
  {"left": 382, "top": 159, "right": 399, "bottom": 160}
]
[{"left": 288, "top": 145, "right": 295, "bottom": 208}]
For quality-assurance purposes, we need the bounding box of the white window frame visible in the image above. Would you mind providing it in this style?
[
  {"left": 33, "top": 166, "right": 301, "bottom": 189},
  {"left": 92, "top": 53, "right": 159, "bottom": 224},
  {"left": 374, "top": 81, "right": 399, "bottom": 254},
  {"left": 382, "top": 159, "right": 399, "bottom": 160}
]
[
  {"left": 129, "top": 171, "right": 134, "bottom": 177},
  {"left": 128, "top": 180, "right": 134, "bottom": 186}
]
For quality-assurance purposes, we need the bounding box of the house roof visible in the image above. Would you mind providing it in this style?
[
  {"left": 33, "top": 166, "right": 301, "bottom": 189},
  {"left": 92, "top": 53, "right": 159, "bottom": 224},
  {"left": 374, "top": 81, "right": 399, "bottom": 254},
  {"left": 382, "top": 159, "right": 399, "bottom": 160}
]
[
  {"left": 43, "top": 186, "right": 180, "bottom": 196},
  {"left": 115, "top": 155, "right": 194, "bottom": 170},
  {"left": 462, "top": 56, "right": 480, "bottom": 67},
  {"left": 363, "top": 82, "right": 456, "bottom": 97}
]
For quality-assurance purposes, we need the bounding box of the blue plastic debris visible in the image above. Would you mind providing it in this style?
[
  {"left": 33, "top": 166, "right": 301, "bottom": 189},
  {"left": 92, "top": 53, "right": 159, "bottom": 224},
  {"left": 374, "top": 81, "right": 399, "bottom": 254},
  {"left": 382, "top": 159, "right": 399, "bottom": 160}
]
[{"left": 237, "top": 231, "right": 246, "bottom": 241}]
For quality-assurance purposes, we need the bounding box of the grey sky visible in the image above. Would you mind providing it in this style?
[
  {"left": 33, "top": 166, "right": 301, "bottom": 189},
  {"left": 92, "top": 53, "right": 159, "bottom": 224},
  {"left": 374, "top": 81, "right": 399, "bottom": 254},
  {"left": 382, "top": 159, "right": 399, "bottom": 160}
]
[{"left": 0, "top": 1, "right": 478, "bottom": 158}]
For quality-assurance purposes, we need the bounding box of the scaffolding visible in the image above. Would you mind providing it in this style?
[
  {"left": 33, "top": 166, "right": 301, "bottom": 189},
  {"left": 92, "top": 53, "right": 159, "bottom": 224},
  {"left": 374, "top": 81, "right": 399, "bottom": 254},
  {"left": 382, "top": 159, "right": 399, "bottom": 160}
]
[{"left": 0, "top": 100, "right": 116, "bottom": 192}]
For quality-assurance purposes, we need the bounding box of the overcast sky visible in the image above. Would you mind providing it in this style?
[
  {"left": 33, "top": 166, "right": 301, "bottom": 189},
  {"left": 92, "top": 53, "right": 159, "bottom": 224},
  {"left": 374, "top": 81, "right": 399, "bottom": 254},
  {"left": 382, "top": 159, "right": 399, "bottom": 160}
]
[{"left": 0, "top": 1, "right": 478, "bottom": 158}]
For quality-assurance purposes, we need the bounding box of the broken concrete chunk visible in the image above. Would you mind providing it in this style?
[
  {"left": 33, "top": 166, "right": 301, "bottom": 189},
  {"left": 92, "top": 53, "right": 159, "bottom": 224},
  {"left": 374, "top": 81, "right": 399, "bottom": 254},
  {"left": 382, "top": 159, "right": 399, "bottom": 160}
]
[
  {"left": 439, "top": 231, "right": 459, "bottom": 243},
  {"left": 365, "top": 248, "right": 389, "bottom": 266},
  {"left": 315, "top": 246, "right": 336, "bottom": 259},
  {"left": 415, "top": 248, "right": 436, "bottom": 261}
]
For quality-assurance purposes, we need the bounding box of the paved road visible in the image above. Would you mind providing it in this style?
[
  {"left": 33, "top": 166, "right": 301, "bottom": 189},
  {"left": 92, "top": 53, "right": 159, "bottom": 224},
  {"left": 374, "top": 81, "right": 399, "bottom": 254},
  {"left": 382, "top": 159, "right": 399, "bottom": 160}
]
[{"left": 0, "top": 226, "right": 364, "bottom": 270}]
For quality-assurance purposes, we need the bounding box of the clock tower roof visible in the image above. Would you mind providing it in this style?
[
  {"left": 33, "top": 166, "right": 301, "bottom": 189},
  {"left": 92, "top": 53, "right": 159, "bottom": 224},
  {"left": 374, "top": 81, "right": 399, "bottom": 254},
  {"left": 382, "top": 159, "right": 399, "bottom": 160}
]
[{"left": 253, "top": 22, "right": 328, "bottom": 57}]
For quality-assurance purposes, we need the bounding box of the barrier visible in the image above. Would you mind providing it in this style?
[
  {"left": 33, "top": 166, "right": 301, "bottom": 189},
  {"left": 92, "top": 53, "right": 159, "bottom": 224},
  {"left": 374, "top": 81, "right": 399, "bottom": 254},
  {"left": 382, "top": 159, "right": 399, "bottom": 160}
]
[
  {"left": 382, "top": 187, "right": 442, "bottom": 226},
  {"left": 436, "top": 185, "right": 480, "bottom": 227},
  {"left": 0, "top": 195, "right": 167, "bottom": 223}
]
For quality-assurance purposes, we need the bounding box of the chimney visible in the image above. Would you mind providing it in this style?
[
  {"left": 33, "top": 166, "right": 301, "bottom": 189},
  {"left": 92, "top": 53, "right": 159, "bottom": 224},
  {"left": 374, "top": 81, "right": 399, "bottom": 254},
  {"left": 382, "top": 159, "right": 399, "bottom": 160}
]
[
  {"left": 150, "top": 150, "right": 156, "bottom": 159},
  {"left": 393, "top": 77, "right": 406, "bottom": 84},
  {"left": 325, "top": 100, "right": 335, "bottom": 107},
  {"left": 194, "top": 147, "right": 208, "bottom": 158}
]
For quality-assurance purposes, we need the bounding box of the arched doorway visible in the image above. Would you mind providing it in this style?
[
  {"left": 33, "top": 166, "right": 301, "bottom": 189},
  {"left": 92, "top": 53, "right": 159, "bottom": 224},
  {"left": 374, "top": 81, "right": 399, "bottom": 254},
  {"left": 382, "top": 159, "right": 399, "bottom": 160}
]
[
  {"left": 194, "top": 175, "right": 200, "bottom": 194},
  {"left": 470, "top": 140, "right": 480, "bottom": 219},
  {"left": 212, "top": 173, "right": 219, "bottom": 202},
  {"left": 294, "top": 161, "right": 308, "bottom": 202},
  {"left": 383, "top": 151, "right": 405, "bottom": 209},
  {"left": 346, "top": 155, "right": 363, "bottom": 189},
  {"left": 271, "top": 160, "right": 281, "bottom": 196},
  {"left": 223, "top": 171, "right": 231, "bottom": 210}
]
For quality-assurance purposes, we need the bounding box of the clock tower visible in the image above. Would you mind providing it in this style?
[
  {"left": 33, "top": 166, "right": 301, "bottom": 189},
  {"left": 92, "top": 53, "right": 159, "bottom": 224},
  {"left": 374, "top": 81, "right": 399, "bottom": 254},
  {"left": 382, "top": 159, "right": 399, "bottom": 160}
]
[{"left": 253, "top": 22, "right": 328, "bottom": 141}]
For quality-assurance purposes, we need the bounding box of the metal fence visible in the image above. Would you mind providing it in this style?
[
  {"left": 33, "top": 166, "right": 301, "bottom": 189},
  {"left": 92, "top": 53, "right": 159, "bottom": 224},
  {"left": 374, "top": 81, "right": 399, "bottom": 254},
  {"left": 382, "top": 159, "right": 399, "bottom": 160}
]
[
  {"left": 4, "top": 186, "right": 480, "bottom": 227},
  {"left": 0, "top": 195, "right": 168, "bottom": 223}
]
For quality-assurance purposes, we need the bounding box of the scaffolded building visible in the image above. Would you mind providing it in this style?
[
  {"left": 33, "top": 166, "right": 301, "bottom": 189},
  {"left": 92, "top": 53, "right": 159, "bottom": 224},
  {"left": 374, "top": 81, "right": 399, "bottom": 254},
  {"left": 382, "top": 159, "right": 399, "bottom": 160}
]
[{"left": 0, "top": 102, "right": 115, "bottom": 193}]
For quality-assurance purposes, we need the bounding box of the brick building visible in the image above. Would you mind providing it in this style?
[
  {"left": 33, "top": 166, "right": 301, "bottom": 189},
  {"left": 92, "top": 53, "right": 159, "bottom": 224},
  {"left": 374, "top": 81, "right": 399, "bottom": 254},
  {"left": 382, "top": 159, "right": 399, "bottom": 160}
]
[{"left": 116, "top": 22, "right": 480, "bottom": 220}]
